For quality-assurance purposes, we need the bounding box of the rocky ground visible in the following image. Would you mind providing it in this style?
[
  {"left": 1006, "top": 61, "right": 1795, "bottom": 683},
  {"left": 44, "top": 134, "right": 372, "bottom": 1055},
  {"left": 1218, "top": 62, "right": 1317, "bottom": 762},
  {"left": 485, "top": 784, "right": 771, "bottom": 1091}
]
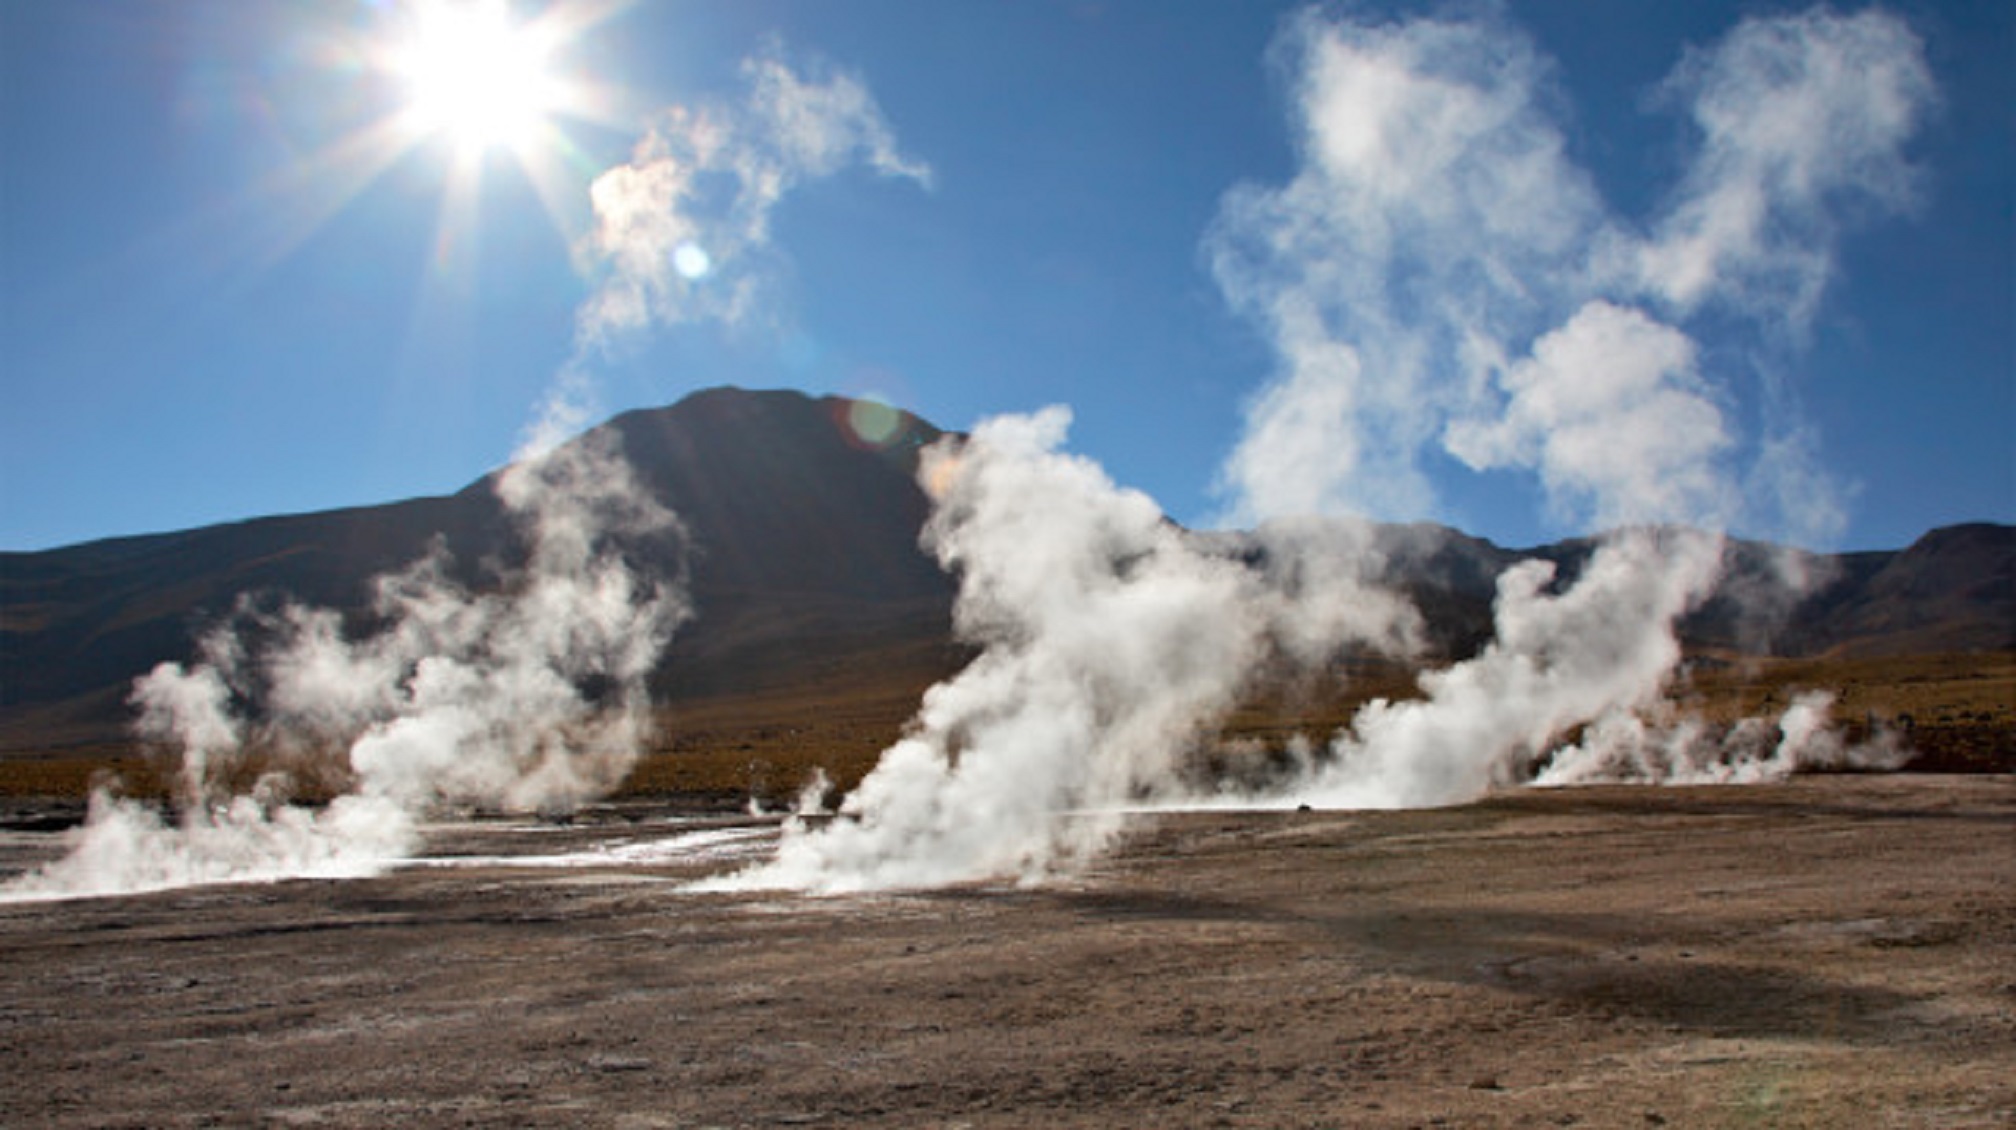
[{"left": 1, "top": 774, "right": 2011, "bottom": 1128}]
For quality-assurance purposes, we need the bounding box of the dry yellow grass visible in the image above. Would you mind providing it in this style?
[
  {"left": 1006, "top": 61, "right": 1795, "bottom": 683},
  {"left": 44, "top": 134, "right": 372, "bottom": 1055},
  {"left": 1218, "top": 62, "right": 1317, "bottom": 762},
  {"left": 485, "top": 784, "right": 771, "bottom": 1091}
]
[
  {"left": 1680, "top": 650, "right": 2016, "bottom": 725},
  {"left": 0, "top": 749, "right": 162, "bottom": 800},
  {"left": 1677, "top": 650, "right": 2016, "bottom": 772},
  {"left": 2, "top": 651, "right": 2007, "bottom": 805}
]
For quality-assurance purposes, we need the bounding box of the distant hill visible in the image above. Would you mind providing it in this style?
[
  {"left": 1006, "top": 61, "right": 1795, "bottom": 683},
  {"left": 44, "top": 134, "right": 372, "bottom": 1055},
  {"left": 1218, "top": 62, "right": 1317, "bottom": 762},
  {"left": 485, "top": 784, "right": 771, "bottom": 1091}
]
[
  {"left": 1782, "top": 523, "right": 2016, "bottom": 655},
  {"left": 1, "top": 387, "right": 2010, "bottom": 752},
  {"left": 1334, "top": 520, "right": 2016, "bottom": 661},
  {"left": 0, "top": 388, "right": 959, "bottom": 750}
]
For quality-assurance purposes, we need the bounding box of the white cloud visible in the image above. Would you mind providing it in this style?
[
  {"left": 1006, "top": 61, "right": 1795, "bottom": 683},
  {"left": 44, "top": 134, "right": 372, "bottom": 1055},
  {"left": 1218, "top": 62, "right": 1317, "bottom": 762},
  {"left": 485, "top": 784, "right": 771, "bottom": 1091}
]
[
  {"left": 574, "top": 46, "right": 932, "bottom": 350},
  {"left": 742, "top": 51, "right": 934, "bottom": 198},
  {"left": 1206, "top": 11, "right": 1605, "bottom": 526},
  {"left": 1638, "top": 8, "right": 1935, "bottom": 326},
  {"left": 1209, "top": 5, "right": 1931, "bottom": 547},
  {"left": 1744, "top": 420, "right": 1850, "bottom": 550},
  {"left": 1446, "top": 300, "right": 1735, "bottom": 530}
]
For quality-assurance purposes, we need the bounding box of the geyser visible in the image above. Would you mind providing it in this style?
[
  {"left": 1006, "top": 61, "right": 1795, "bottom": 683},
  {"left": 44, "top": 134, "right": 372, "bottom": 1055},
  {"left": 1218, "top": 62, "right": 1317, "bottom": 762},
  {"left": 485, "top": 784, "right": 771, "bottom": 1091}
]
[
  {"left": 706, "top": 408, "right": 1272, "bottom": 893},
  {"left": 4, "top": 43, "right": 935, "bottom": 902},
  {"left": 712, "top": 3, "right": 1935, "bottom": 894},
  {"left": 4, "top": 436, "right": 684, "bottom": 903}
]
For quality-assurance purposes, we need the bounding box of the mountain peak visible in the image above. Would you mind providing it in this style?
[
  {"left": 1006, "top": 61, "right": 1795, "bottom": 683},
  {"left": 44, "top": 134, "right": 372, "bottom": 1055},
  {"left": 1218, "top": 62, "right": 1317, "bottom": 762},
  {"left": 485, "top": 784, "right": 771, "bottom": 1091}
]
[{"left": 2, "top": 385, "right": 2008, "bottom": 751}]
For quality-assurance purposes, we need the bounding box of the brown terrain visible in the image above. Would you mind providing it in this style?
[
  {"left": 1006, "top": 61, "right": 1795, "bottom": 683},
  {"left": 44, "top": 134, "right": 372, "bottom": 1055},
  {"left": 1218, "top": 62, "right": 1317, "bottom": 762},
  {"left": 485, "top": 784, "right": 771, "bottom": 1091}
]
[
  {"left": 2, "top": 388, "right": 2011, "bottom": 803},
  {"left": 2, "top": 775, "right": 2010, "bottom": 1128},
  {"left": 0, "top": 388, "right": 2011, "bottom": 1125}
]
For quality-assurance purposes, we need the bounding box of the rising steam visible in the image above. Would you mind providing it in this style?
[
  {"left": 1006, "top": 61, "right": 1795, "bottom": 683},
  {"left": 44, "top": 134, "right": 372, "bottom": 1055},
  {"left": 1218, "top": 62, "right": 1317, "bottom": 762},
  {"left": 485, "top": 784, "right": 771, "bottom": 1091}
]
[
  {"left": 4, "top": 440, "right": 685, "bottom": 902},
  {"left": 573, "top": 43, "right": 931, "bottom": 357},
  {"left": 706, "top": 409, "right": 1270, "bottom": 892},
  {"left": 1203, "top": 4, "right": 1930, "bottom": 816},
  {"left": 8, "top": 13, "right": 1936, "bottom": 899},
  {"left": 5, "top": 44, "right": 926, "bottom": 902},
  {"left": 717, "top": 5, "right": 1934, "bottom": 893}
]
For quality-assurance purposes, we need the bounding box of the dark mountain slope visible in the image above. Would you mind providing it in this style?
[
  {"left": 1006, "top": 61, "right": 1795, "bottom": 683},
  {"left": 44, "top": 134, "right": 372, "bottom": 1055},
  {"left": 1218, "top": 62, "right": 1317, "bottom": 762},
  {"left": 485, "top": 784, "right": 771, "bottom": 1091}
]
[
  {"left": 1796, "top": 523, "right": 2016, "bottom": 655},
  {"left": 596, "top": 389, "right": 961, "bottom": 702},
  {"left": 1364, "top": 524, "right": 2016, "bottom": 660},
  {"left": 0, "top": 495, "right": 516, "bottom": 737},
  {"left": 599, "top": 387, "right": 949, "bottom": 602},
  {"left": 0, "top": 388, "right": 957, "bottom": 748},
  {"left": 1, "top": 386, "right": 2008, "bottom": 753}
]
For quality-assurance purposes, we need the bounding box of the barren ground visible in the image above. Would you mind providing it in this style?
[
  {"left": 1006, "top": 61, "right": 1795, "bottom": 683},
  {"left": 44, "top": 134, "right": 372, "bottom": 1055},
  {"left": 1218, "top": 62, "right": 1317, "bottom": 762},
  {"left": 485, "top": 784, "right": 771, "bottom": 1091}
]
[{"left": 2, "top": 774, "right": 2011, "bottom": 1128}]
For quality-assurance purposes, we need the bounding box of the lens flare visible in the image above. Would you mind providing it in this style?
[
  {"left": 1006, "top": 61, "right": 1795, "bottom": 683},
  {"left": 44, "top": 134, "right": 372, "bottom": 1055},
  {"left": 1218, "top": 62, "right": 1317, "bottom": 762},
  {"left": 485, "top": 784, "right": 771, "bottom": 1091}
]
[
  {"left": 845, "top": 397, "right": 901, "bottom": 448},
  {"left": 672, "top": 241, "right": 712, "bottom": 280}
]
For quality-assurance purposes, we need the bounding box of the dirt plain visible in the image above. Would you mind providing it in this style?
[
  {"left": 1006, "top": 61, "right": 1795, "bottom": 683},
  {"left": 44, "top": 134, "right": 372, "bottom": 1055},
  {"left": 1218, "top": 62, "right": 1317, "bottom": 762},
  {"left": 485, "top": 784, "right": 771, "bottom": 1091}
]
[{"left": 0, "top": 773, "right": 2010, "bottom": 1129}]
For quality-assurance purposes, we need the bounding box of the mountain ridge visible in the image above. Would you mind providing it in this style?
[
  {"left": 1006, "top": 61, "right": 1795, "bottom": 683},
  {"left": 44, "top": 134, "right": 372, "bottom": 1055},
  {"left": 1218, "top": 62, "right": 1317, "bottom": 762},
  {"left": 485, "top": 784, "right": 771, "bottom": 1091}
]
[{"left": 2, "top": 386, "right": 2010, "bottom": 752}]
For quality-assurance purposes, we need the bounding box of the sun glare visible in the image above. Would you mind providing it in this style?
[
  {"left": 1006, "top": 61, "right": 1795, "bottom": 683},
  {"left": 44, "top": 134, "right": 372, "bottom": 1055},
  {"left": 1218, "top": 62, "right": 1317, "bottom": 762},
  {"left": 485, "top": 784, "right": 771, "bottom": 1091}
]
[
  {"left": 395, "top": 0, "right": 560, "bottom": 156},
  {"left": 193, "top": 0, "right": 626, "bottom": 291}
]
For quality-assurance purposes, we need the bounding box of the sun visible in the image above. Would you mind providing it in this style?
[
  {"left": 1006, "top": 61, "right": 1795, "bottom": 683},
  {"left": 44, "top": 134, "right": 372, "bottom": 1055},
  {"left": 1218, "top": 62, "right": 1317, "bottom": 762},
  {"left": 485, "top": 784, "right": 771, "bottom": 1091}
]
[
  {"left": 392, "top": 0, "right": 562, "bottom": 157},
  {"left": 195, "top": 0, "right": 626, "bottom": 284}
]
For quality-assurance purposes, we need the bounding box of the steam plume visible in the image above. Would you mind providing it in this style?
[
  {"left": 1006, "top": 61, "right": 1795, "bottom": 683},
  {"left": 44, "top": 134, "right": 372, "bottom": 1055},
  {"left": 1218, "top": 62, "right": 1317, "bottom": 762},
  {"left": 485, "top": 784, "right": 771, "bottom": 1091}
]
[
  {"left": 1636, "top": 8, "right": 1935, "bottom": 326},
  {"left": 1198, "top": 6, "right": 1931, "bottom": 811},
  {"left": 715, "top": 6, "right": 1935, "bottom": 893},
  {"left": 1534, "top": 688, "right": 1910, "bottom": 788},
  {"left": 4, "top": 43, "right": 929, "bottom": 901},
  {"left": 3, "top": 439, "right": 684, "bottom": 902},
  {"left": 11, "top": 14, "right": 1936, "bottom": 899},
  {"left": 1299, "top": 528, "right": 1723, "bottom": 809},
  {"left": 573, "top": 44, "right": 931, "bottom": 356},
  {"left": 708, "top": 409, "right": 1271, "bottom": 892}
]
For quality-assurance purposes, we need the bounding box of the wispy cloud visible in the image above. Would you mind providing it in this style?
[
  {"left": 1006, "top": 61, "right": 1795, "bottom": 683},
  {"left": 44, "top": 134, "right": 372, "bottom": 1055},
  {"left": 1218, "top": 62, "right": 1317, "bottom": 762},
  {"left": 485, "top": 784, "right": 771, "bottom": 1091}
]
[
  {"left": 573, "top": 44, "right": 933, "bottom": 353},
  {"left": 1210, "top": 6, "right": 1932, "bottom": 543},
  {"left": 1207, "top": 10, "right": 1604, "bottom": 526},
  {"left": 1625, "top": 7, "right": 1933, "bottom": 548},
  {"left": 1637, "top": 8, "right": 1935, "bottom": 327},
  {"left": 1445, "top": 300, "right": 1735, "bottom": 532}
]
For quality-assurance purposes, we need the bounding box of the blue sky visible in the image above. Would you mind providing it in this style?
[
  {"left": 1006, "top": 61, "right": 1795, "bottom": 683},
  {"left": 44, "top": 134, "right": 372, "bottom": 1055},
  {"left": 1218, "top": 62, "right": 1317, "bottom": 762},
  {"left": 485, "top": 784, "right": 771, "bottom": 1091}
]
[{"left": 2, "top": 0, "right": 2009, "bottom": 553}]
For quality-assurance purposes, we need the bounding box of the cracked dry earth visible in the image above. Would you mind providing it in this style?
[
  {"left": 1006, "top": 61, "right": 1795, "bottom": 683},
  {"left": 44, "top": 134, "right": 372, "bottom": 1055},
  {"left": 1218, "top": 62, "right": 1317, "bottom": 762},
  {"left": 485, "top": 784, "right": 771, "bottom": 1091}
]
[{"left": 1, "top": 774, "right": 2011, "bottom": 1129}]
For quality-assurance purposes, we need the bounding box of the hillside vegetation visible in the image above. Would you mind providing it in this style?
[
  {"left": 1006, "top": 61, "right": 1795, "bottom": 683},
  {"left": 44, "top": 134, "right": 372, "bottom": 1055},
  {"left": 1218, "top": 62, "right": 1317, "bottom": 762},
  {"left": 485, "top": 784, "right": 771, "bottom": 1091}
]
[{"left": 2, "top": 388, "right": 2009, "bottom": 803}]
